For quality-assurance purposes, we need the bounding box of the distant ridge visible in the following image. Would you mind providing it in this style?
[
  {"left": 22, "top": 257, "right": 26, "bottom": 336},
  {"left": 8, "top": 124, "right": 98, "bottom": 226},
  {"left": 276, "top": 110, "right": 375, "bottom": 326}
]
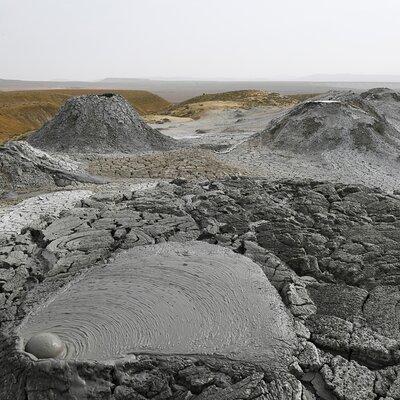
[
  {"left": 100, "top": 78, "right": 151, "bottom": 83},
  {"left": 2, "top": 78, "right": 400, "bottom": 103},
  {"left": 299, "top": 74, "right": 400, "bottom": 82}
]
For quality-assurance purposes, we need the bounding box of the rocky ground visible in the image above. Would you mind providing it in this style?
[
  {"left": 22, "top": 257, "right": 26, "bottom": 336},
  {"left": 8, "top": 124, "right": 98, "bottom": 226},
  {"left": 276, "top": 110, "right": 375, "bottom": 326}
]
[
  {"left": 1, "top": 88, "right": 400, "bottom": 400},
  {"left": 1, "top": 178, "right": 400, "bottom": 399}
]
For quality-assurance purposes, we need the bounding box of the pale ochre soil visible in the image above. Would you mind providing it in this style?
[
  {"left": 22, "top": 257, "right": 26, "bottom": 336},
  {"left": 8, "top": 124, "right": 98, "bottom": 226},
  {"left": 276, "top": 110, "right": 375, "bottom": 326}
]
[
  {"left": 167, "top": 90, "right": 313, "bottom": 119},
  {"left": 167, "top": 100, "right": 244, "bottom": 119}
]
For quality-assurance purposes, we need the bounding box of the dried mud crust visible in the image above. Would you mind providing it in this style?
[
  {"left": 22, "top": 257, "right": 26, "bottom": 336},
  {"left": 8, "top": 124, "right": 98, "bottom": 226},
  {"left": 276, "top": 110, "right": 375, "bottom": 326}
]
[
  {"left": 1, "top": 177, "right": 400, "bottom": 399},
  {"left": 86, "top": 148, "right": 246, "bottom": 180}
]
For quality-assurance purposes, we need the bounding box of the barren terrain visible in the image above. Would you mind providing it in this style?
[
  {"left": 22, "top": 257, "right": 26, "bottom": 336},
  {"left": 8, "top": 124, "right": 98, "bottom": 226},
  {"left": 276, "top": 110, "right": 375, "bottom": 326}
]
[
  {"left": 0, "top": 89, "right": 170, "bottom": 144},
  {"left": 1, "top": 88, "right": 400, "bottom": 400}
]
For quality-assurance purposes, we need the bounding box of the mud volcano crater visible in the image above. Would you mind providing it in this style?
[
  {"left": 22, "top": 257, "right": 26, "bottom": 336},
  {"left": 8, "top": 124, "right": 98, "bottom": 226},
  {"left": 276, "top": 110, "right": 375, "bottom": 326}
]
[{"left": 18, "top": 242, "right": 296, "bottom": 363}]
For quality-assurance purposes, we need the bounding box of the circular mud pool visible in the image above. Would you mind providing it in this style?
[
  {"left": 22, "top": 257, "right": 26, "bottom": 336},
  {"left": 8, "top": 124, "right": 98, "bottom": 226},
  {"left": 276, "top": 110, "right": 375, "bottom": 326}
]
[{"left": 19, "top": 242, "right": 296, "bottom": 365}]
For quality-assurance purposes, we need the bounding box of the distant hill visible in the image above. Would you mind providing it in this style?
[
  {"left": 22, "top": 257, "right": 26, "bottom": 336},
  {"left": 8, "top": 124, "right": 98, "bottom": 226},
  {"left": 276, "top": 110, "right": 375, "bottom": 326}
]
[
  {"left": 178, "top": 90, "right": 313, "bottom": 106},
  {"left": 168, "top": 90, "right": 314, "bottom": 119},
  {"left": 0, "top": 89, "right": 170, "bottom": 144},
  {"left": 0, "top": 78, "right": 329, "bottom": 102}
]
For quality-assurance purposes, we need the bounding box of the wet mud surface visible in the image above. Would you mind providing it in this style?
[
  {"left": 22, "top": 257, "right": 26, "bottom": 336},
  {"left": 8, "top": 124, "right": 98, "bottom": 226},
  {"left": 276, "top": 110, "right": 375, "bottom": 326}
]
[{"left": 19, "top": 242, "right": 296, "bottom": 363}]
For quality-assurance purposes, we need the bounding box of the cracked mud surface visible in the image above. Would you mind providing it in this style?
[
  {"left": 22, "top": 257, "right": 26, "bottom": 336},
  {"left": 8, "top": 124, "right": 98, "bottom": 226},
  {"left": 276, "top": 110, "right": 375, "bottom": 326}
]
[
  {"left": 1, "top": 177, "right": 400, "bottom": 399},
  {"left": 86, "top": 148, "right": 245, "bottom": 181}
]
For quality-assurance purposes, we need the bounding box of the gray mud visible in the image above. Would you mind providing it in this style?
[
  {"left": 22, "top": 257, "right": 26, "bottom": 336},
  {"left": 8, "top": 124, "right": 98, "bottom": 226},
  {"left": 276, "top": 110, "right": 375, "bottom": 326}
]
[
  {"left": 27, "top": 94, "right": 179, "bottom": 154},
  {"left": 19, "top": 242, "right": 296, "bottom": 364},
  {"left": 221, "top": 147, "right": 400, "bottom": 192},
  {"left": 151, "top": 106, "right": 286, "bottom": 150},
  {"left": 2, "top": 88, "right": 400, "bottom": 399},
  {"left": 0, "top": 189, "right": 93, "bottom": 234}
]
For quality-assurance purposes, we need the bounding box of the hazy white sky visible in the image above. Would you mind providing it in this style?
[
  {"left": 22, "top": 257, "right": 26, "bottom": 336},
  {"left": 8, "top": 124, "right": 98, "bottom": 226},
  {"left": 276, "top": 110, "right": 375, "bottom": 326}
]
[{"left": 1, "top": 0, "right": 400, "bottom": 81}]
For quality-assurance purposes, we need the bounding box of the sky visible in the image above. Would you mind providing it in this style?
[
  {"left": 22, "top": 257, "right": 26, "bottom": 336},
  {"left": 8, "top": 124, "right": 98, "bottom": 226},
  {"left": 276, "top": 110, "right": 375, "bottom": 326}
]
[{"left": 1, "top": 0, "right": 400, "bottom": 81}]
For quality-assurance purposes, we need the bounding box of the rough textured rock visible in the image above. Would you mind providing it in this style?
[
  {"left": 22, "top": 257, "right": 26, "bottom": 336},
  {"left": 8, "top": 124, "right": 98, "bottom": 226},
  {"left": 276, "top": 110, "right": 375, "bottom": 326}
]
[
  {"left": 0, "top": 141, "right": 104, "bottom": 194},
  {"left": 1, "top": 177, "right": 400, "bottom": 399},
  {"left": 27, "top": 93, "right": 179, "bottom": 154},
  {"left": 245, "top": 88, "right": 400, "bottom": 155}
]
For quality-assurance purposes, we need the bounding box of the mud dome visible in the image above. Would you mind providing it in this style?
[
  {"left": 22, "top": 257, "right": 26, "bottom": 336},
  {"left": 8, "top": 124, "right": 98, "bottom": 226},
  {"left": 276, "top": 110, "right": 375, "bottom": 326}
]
[{"left": 19, "top": 242, "right": 296, "bottom": 364}]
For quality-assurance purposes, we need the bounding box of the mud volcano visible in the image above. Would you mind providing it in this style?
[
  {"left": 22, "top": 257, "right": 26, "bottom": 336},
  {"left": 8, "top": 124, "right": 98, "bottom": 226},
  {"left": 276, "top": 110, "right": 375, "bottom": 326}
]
[
  {"left": 19, "top": 242, "right": 296, "bottom": 365},
  {"left": 27, "top": 93, "right": 178, "bottom": 154},
  {"left": 245, "top": 89, "right": 400, "bottom": 155}
]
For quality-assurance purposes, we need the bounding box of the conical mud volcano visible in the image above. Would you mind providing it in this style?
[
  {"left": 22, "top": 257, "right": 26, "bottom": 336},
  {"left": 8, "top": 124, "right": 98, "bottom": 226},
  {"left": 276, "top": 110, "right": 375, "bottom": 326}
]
[
  {"left": 245, "top": 88, "right": 400, "bottom": 155},
  {"left": 27, "top": 93, "right": 178, "bottom": 154}
]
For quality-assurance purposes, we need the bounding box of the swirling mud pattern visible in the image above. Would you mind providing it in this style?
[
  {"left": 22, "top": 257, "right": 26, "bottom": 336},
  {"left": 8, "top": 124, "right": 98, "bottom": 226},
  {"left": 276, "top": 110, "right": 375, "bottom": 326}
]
[{"left": 18, "top": 242, "right": 296, "bottom": 364}]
